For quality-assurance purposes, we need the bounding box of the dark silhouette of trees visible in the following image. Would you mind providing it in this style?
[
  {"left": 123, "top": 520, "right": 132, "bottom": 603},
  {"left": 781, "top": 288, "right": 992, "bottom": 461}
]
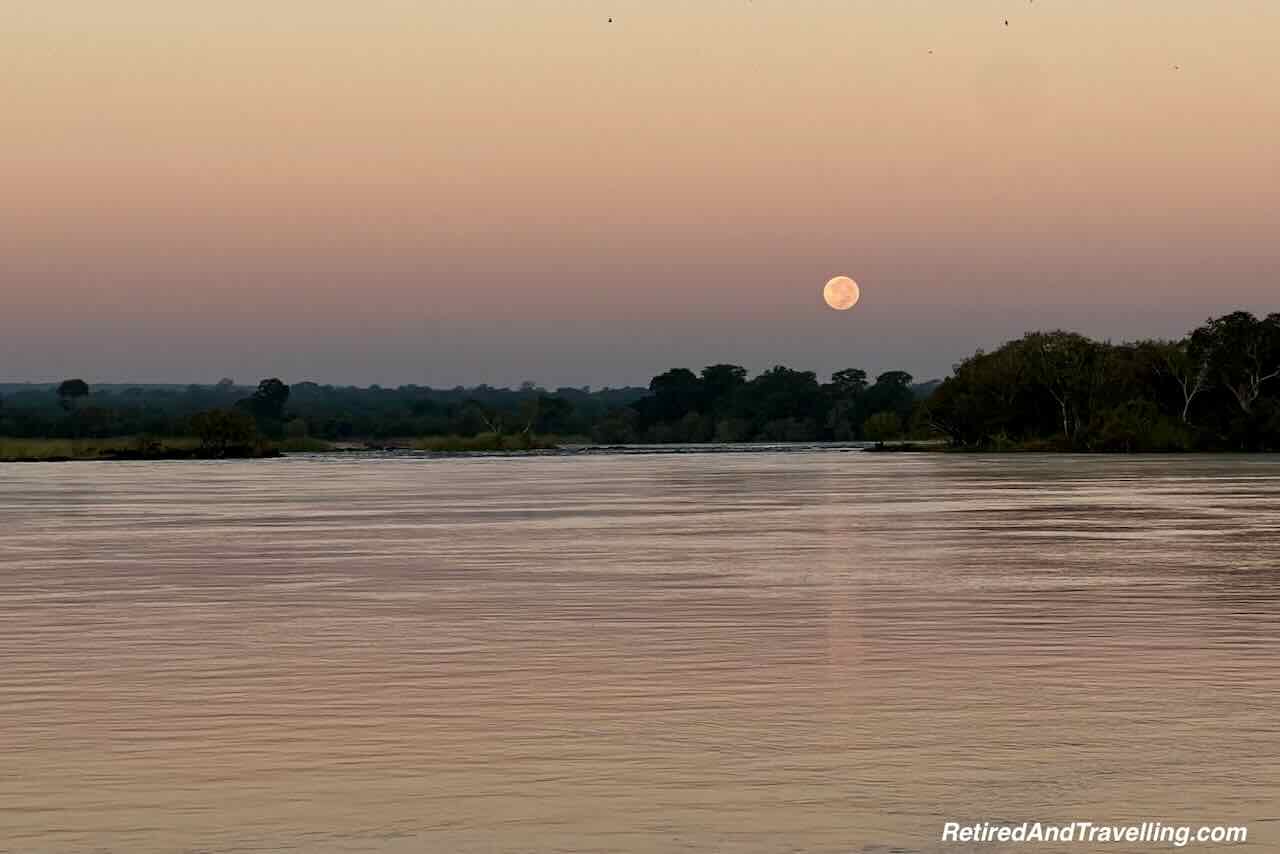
[
  {"left": 234, "top": 378, "right": 291, "bottom": 438},
  {"left": 863, "top": 411, "right": 901, "bottom": 443},
  {"left": 699, "top": 364, "right": 748, "bottom": 414},
  {"left": 646, "top": 368, "right": 702, "bottom": 422},
  {"left": 0, "top": 370, "right": 934, "bottom": 446},
  {"left": 925, "top": 311, "right": 1280, "bottom": 451},
  {"left": 7, "top": 309, "right": 1279, "bottom": 451},
  {"left": 56, "top": 379, "right": 89, "bottom": 410},
  {"left": 244, "top": 378, "right": 290, "bottom": 420},
  {"left": 823, "top": 368, "right": 868, "bottom": 440},
  {"left": 1138, "top": 339, "right": 1210, "bottom": 424},
  {"left": 528, "top": 395, "right": 574, "bottom": 434},
  {"left": 861, "top": 371, "right": 916, "bottom": 427},
  {"left": 592, "top": 406, "right": 640, "bottom": 444},
  {"left": 191, "top": 409, "right": 257, "bottom": 455},
  {"left": 1191, "top": 311, "right": 1280, "bottom": 416},
  {"left": 829, "top": 368, "right": 869, "bottom": 398},
  {"left": 1023, "top": 331, "right": 1105, "bottom": 442}
]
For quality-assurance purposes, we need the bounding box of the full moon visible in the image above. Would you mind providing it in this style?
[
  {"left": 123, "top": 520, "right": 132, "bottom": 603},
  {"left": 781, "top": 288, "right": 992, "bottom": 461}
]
[{"left": 823, "top": 276, "right": 860, "bottom": 311}]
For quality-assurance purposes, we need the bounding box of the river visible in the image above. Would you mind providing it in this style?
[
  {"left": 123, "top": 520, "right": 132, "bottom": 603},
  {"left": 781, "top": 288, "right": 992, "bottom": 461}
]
[{"left": 2, "top": 452, "right": 1277, "bottom": 852}]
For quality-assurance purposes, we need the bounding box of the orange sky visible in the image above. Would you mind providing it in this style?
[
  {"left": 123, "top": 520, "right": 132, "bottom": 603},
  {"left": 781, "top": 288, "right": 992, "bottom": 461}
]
[{"left": 3, "top": 1, "right": 1278, "bottom": 385}]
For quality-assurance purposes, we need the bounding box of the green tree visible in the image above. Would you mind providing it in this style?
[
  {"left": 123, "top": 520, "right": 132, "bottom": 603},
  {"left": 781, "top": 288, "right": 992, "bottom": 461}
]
[
  {"left": 714, "top": 417, "right": 751, "bottom": 443},
  {"left": 1023, "top": 331, "right": 1105, "bottom": 444},
  {"left": 245, "top": 378, "right": 291, "bottom": 420},
  {"left": 1094, "top": 399, "right": 1159, "bottom": 452},
  {"left": 699, "top": 364, "right": 747, "bottom": 413},
  {"left": 874, "top": 370, "right": 913, "bottom": 389},
  {"left": 56, "top": 379, "right": 90, "bottom": 411},
  {"left": 924, "top": 341, "right": 1049, "bottom": 447},
  {"left": 456, "top": 400, "right": 501, "bottom": 436},
  {"left": 863, "top": 411, "right": 901, "bottom": 443},
  {"left": 741, "top": 366, "right": 823, "bottom": 427},
  {"left": 520, "top": 394, "right": 574, "bottom": 435},
  {"left": 862, "top": 371, "right": 915, "bottom": 420},
  {"left": 1136, "top": 338, "right": 1210, "bottom": 424},
  {"left": 648, "top": 368, "right": 702, "bottom": 421},
  {"left": 829, "top": 368, "right": 869, "bottom": 398},
  {"left": 824, "top": 369, "right": 869, "bottom": 439},
  {"left": 1191, "top": 312, "right": 1280, "bottom": 416},
  {"left": 191, "top": 409, "right": 257, "bottom": 455},
  {"left": 592, "top": 407, "right": 639, "bottom": 444}
]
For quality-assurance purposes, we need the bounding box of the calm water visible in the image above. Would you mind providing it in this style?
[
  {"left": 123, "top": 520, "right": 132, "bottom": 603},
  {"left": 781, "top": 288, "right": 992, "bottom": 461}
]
[{"left": 2, "top": 453, "right": 1279, "bottom": 853}]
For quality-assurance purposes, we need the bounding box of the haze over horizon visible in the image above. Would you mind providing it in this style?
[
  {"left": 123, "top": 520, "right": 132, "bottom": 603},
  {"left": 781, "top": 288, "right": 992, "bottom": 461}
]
[{"left": 4, "top": 1, "right": 1278, "bottom": 387}]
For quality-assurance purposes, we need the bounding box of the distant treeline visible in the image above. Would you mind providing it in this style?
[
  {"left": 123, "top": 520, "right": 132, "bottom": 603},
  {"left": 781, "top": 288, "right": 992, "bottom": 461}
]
[
  {"left": 0, "top": 380, "right": 647, "bottom": 450},
  {"left": 0, "top": 370, "right": 935, "bottom": 450},
  {"left": 2, "top": 310, "right": 1277, "bottom": 452}
]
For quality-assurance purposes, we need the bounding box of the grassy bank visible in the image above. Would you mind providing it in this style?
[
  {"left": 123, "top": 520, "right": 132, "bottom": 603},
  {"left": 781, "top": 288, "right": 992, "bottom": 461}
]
[
  {"left": 0, "top": 433, "right": 578, "bottom": 460},
  {"left": 278, "top": 433, "right": 565, "bottom": 453},
  {"left": 412, "top": 432, "right": 570, "bottom": 452},
  {"left": 298, "top": 433, "right": 582, "bottom": 452},
  {"left": 863, "top": 440, "right": 947, "bottom": 452},
  {"left": 275, "top": 437, "right": 336, "bottom": 453},
  {"left": 0, "top": 437, "right": 283, "bottom": 462},
  {"left": 1, "top": 437, "right": 195, "bottom": 461}
]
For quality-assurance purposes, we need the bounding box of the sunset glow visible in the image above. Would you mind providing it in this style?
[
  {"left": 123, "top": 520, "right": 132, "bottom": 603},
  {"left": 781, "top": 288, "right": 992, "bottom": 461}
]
[{"left": 4, "top": 2, "right": 1278, "bottom": 385}]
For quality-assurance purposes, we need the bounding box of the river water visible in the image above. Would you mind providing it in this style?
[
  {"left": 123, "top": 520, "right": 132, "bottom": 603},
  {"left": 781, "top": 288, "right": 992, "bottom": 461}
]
[{"left": 2, "top": 452, "right": 1278, "bottom": 852}]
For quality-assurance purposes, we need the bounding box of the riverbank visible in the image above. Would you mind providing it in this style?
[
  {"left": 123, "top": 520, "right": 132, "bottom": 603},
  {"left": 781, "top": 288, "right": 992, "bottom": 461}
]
[
  {"left": 0, "top": 433, "right": 570, "bottom": 461},
  {"left": 862, "top": 441, "right": 946, "bottom": 452},
  {"left": 0, "top": 437, "right": 280, "bottom": 462},
  {"left": 11, "top": 434, "right": 1239, "bottom": 462}
]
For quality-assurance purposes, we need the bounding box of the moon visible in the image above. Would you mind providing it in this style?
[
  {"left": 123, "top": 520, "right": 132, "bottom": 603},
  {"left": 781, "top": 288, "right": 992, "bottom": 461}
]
[{"left": 823, "top": 276, "right": 860, "bottom": 311}]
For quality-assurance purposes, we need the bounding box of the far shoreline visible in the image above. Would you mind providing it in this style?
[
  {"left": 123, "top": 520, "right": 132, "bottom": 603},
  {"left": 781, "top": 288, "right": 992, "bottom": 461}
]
[{"left": 9, "top": 438, "right": 1279, "bottom": 463}]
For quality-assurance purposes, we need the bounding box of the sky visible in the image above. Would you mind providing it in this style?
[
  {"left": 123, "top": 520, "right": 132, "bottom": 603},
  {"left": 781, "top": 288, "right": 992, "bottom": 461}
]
[{"left": 3, "top": 1, "right": 1278, "bottom": 387}]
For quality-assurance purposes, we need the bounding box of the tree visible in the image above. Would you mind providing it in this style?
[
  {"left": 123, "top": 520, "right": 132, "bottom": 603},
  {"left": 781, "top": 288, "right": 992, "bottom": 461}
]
[
  {"left": 1191, "top": 312, "right": 1280, "bottom": 415},
  {"left": 56, "top": 379, "right": 90, "bottom": 411},
  {"left": 863, "top": 411, "right": 901, "bottom": 443},
  {"left": 825, "top": 399, "right": 859, "bottom": 440},
  {"left": 647, "top": 368, "right": 702, "bottom": 421},
  {"left": 519, "top": 394, "right": 574, "bottom": 435},
  {"left": 860, "top": 371, "right": 916, "bottom": 433},
  {"left": 924, "top": 340, "right": 1056, "bottom": 447},
  {"left": 829, "top": 368, "right": 869, "bottom": 398},
  {"left": 454, "top": 400, "right": 501, "bottom": 436},
  {"left": 824, "top": 369, "right": 870, "bottom": 439},
  {"left": 742, "top": 366, "right": 823, "bottom": 425},
  {"left": 1023, "top": 331, "right": 1105, "bottom": 443},
  {"left": 190, "top": 409, "right": 257, "bottom": 455},
  {"left": 1138, "top": 339, "right": 1210, "bottom": 424},
  {"left": 592, "top": 407, "right": 639, "bottom": 444},
  {"left": 244, "top": 378, "right": 290, "bottom": 421},
  {"left": 874, "top": 370, "right": 913, "bottom": 389},
  {"left": 699, "top": 364, "right": 747, "bottom": 412}
]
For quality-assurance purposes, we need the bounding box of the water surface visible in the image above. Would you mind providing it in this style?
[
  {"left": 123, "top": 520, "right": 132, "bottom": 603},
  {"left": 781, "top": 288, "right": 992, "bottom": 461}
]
[{"left": 2, "top": 453, "right": 1278, "bottom": 852}]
